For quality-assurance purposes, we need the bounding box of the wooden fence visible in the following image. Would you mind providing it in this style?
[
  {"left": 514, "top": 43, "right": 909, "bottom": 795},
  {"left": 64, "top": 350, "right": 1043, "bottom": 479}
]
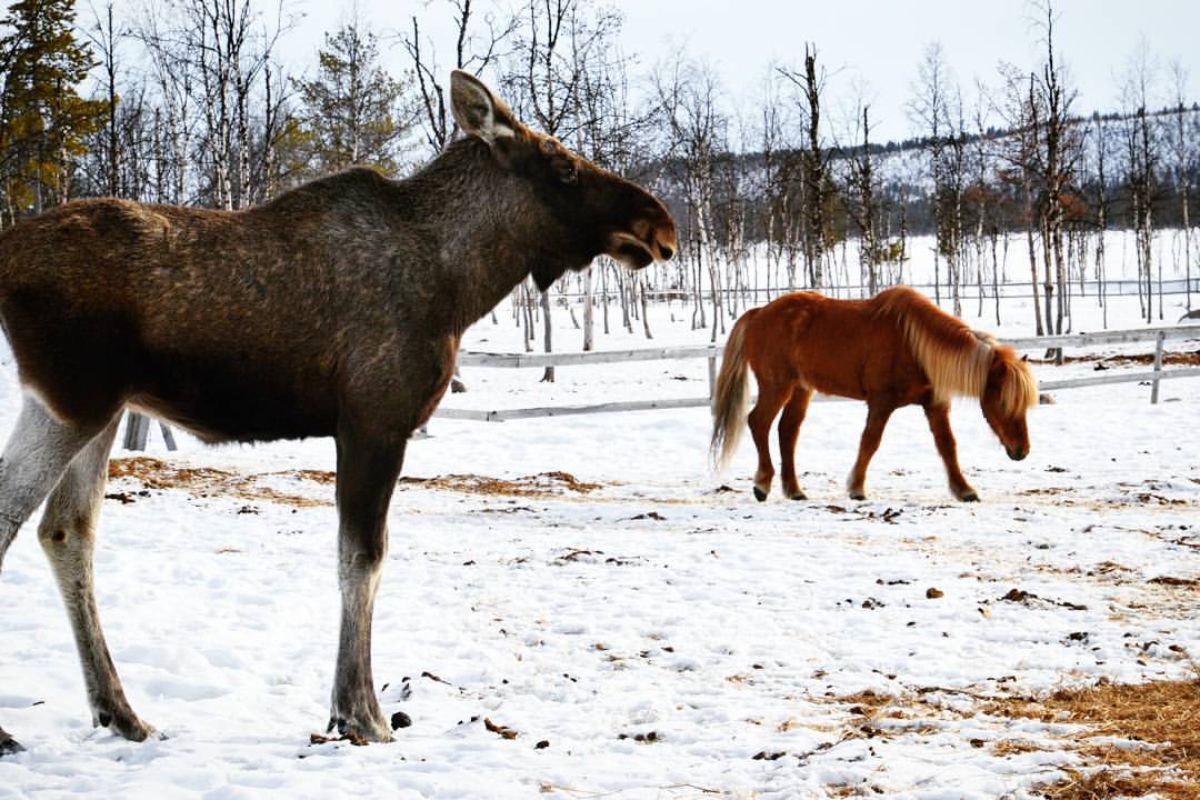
[{"left": 437, "top": 325, "right": 1200, "bottom": 422}]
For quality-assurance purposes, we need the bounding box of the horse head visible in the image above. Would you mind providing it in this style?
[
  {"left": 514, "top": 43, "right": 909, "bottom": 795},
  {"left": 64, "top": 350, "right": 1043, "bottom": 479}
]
[
  {"left": 450, "top": 70, "right": 676, "bottom": 290},
  {"left": 980, "top": 348, "right": 1037, "bottom": 461}
]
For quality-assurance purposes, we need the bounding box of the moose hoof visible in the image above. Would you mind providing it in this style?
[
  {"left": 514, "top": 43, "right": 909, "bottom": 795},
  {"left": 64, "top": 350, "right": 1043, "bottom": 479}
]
[
  {"left": 752, "top": 486, "right": 768, "bottom": 502},
  {"left": 328, "top": 715, "right": 394, "bottom": 744},
  {"left": 95, "top": 707, "right": 156, "bottom": 742},
  {"left": 0, "top": 730, "right": 24, "bottom": 757}
]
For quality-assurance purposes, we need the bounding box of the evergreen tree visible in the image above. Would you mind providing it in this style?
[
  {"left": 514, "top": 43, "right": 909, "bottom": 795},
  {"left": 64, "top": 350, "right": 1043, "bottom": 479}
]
[
  {"left": 0, "top": 0, "right": 106, "bottom": 216},
  {"left": 292, "top": 22, "right": 414, "bottom": 178}
]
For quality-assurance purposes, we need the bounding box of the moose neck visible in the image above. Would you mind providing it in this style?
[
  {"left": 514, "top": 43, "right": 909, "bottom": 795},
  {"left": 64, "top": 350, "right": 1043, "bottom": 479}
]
[{"left": 408, "top": 138, "right": 584, "bottom": 334}]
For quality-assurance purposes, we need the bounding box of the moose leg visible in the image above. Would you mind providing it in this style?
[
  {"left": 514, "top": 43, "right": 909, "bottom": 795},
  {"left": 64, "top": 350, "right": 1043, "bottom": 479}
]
[
  {"left": 747, "top": 381, "right": 792, "bottom": 502},
  {"left": 847, "top": 401, "right": 894, "bottom": 501},
  {"left": 0, "top": 395, "right": 111, "bottom": 755},
  {"left": 328, "top": 432, "right": 405, "bottom": 742},
  {"left": 777, "top": 388, "right": 813, "bottom": 501},
  {"left": 923, "top": 403, "right": 978, "bottom": 502},
  {"left": 39, "top": 415, "right": 155, "bottom": 741}
]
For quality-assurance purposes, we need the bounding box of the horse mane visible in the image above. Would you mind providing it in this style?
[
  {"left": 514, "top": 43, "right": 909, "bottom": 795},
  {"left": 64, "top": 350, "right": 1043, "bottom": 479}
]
[{"left": 872, "top": 287, "right": 1037, "bottom": 413}]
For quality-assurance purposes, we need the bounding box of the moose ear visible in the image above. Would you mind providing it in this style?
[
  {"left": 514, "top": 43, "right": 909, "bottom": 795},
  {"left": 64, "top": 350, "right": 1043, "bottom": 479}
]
[{"left": 450, "top": 70, "right": 517, "bottom": 146}]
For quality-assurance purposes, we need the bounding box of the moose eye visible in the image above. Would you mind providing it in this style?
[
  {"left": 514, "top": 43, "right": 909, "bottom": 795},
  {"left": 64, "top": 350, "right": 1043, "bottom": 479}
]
[{"left": 552, "top": 155, "right": 578, "bottom": 184}]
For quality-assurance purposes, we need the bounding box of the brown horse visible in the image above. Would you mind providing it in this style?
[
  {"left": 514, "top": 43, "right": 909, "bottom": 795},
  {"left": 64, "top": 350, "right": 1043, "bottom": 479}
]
[
  {"left": 711, "top": 286, "right": 1036, "bottom": 503},
  {"left": 0, "top": 71, "right": 675, "bottom": 754}
]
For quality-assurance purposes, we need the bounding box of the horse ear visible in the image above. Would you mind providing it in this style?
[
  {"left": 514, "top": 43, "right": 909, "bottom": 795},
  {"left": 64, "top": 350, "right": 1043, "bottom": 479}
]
[
  {"left": 450, "top": 70, "right": 517, "bottom": 146},
  {"left": 1021, "top": 354, "right": 1029, "bottom": 362}
]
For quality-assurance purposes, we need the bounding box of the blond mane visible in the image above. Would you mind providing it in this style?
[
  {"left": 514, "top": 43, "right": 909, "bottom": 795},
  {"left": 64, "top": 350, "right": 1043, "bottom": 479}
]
[{"left": 873, "top": 287, "right": 1037, "bottom": 414}]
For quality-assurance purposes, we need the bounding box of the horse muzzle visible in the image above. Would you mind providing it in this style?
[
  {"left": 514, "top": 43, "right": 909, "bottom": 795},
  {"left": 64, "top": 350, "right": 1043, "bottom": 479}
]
[{"left": 1007, "top": 446, "right": 1029, "bottom": 461}]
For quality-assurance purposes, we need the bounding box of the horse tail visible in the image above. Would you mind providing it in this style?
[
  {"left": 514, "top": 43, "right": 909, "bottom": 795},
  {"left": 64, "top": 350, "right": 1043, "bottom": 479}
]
[{"left": 711, "top": 308, "right": 758, "bottom": 472}]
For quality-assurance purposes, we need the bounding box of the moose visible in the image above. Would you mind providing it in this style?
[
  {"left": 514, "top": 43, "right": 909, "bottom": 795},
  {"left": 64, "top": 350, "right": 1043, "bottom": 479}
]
[
  {"left": 0, "top": 71, "right": 676, "bottom": 754},
  {"left": 711, "top": 287, "right": 1037, "bottom": 503}
]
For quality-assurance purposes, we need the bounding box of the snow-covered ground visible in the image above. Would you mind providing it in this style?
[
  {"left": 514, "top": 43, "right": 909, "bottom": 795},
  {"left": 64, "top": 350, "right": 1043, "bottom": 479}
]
[{"left": 1, "top": 244, "right": 1198, "bottom": 799}]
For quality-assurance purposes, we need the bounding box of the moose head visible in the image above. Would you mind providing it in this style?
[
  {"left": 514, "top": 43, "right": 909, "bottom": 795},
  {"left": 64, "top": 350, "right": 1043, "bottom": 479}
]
[{"left": 450, "top": 70, "right": 677, "bottom": 290}]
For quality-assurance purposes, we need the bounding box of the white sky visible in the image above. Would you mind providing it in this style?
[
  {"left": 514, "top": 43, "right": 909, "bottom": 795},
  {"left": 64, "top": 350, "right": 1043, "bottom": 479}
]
[{"left": 260, "top": 0, "right": 1200, "bottom": 143}]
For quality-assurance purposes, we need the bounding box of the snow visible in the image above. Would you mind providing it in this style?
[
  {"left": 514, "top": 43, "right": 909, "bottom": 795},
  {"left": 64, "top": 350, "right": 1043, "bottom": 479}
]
[{"left": 1, "top": 238, "right": 1199, "bottom": 799}]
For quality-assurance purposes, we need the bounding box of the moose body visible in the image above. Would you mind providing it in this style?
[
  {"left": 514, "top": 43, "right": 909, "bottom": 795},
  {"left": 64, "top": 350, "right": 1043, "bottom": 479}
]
[
  {"left": 0, "top": 71, "right": 675, "bottom": 754},
  {"left": 711, "top": 287, "right": 1037, "bottom": 503}
]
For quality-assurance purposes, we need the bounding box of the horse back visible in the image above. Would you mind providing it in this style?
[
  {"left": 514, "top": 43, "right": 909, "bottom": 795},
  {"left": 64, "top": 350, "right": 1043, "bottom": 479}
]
[{"left": 742, "top": 291, "right": 929, "bottom": 404}]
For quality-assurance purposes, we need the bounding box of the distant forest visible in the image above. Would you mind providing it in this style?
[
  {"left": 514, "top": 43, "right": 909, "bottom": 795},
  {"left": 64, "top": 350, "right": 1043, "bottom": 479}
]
[{"left": 1, "top": 0, "right": 1196, "bottom": 342}]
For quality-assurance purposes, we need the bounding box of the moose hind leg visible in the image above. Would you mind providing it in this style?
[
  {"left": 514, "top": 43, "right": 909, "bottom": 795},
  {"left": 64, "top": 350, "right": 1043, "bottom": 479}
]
[
  {"left": 328, "top": 433, "right": 406, "bottom": 742},
  {"left": 0, "top": 395, "right": 107, "bottom": 570},
  {"left": 38, "top": 415, "right": 155, "bottom": 741},
  {"left": 0, "top": 395, "right": 112, "bottom": 755}
]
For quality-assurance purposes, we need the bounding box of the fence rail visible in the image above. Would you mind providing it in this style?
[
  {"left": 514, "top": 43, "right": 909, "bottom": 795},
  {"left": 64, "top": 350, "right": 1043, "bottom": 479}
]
[{"left": 439, "top": 325, "right": 1200, "bottom": 422}]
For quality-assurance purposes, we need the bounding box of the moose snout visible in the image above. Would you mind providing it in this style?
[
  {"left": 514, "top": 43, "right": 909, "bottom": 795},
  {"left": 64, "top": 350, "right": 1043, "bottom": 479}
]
[{"left": 654, "top": 224, "right": 677, "bottom": 261}]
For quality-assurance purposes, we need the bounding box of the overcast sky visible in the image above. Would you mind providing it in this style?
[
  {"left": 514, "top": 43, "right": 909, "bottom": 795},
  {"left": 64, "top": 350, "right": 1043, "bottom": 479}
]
[{"left": 282, "top": 0, "right": 1199, "bottom": 144}]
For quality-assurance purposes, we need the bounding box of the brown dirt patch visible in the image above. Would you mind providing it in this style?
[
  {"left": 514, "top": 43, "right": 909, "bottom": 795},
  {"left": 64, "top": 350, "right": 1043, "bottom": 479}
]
[
  {"left": 108, "top": 457, "right": 331, "bottom": 507},
  {"left": 398, "top": 471, "right": 601, "bottom": 497},
  {"left": 984, "top": 678, "right": 1200, "bottom": 799},
  {"left": 109, "top": 458, "right": 602, "bottom": 506}
]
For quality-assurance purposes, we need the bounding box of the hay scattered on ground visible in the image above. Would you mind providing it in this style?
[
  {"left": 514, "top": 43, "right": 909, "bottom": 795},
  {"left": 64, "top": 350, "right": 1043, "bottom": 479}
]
[{"left": 985, "top": 677, "right": 1200, "bottom": 799}]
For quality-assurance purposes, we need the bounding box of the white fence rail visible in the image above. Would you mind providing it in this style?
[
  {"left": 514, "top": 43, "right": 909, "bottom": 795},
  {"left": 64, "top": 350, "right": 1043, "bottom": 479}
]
[{"left": 438, "top": 325, "right": 1200, "bottom": 422}]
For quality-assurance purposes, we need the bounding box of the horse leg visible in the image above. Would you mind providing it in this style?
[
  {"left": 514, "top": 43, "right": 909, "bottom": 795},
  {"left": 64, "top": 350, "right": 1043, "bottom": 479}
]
[
  {"left": 847, "top": 401, "right": 894, "bottom": 501},
  {"left": 747, "top": 381, "right": 792, "bottom": 502},
  {"left": 328, "top": 429, "right": 406, "bottom": 742},
  {"left": 38, "top": 415, "right": 155, "bottom": 741},
  {"left": 923, "top": 403, "right": 979, "bottom": 502},
  {"left": 777, "top": 388, "right": 813, "bottom": 501},
  {"left": 0, "top": 395, "right": 111, "bottom": 755}
]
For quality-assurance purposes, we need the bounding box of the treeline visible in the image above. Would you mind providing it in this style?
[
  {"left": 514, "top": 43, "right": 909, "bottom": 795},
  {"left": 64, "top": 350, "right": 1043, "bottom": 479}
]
[{"left": 0, "top": 0, "right": 1196, "bottom": 344}]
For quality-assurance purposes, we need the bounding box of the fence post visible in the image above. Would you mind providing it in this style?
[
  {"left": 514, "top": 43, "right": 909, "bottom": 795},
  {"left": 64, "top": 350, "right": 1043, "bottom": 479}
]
[
  {"left": 122, "top": 411, "right": 150, "bottom": 450},
  {"left": 1150, "top": 331, "right": 1165, "bottom": 404}
]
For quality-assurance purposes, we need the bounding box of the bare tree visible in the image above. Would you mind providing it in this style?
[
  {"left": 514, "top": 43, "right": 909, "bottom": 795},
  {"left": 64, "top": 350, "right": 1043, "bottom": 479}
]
[
  {"left": 655, "top": 53, "right": 727, "bottom": 341},
  {"left": 403, "top": 0, "right": 517, "bottom": 157},
  {"left": 779, "top": 44, "right": 830, "bottom": 289},
  {"left": 1168, "top": 60, "right": 1193, "bottom": 312},
  {"left": 1122, "top": 40, "right": 1159, "bottom": 323}
]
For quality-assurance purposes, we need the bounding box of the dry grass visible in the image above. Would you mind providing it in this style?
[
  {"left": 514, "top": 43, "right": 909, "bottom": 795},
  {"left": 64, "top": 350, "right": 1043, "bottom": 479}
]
[
  {"left": 817, "top": 679, "right": 1200, "bottom": 798},
  {"left": 985, "top": 677, "right": 1200, "bottom": 799}
]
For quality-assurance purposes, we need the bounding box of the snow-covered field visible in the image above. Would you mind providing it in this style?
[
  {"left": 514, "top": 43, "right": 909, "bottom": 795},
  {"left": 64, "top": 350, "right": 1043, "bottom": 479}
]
[{"left": 1, "top": 247, "right": 1199, "bottom": 798}]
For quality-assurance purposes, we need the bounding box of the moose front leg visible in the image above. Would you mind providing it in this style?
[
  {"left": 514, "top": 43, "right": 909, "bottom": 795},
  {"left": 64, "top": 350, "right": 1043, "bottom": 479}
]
[{"left": 328, "top": 431, "right": 406, "bottom": 742}]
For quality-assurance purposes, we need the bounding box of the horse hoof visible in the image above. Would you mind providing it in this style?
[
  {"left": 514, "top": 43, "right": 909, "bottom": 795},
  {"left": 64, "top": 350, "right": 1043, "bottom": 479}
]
[
  {"left": 848, "top": 491, "right": 867, "bottom": 501},
  {"left": 752, "top": 486, "right": 768, "bottom": 502},
  {"left": 788, "top": 491, "right": 807, "bottom": 501},
  {"left": 959, "top": 491, "right": 980, "bottom": 503},
  {"left": 0, "top": 731, "right": 24, "bottom": 756}
]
